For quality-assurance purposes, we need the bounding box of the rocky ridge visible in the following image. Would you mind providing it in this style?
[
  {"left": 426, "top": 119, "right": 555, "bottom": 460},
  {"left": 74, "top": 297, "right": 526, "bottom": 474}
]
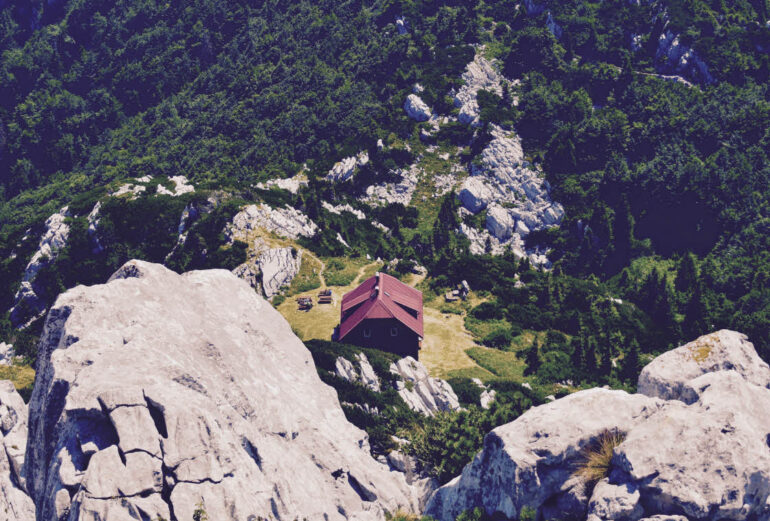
[
  {"left": 22, "top": 260, "right": 420, "bottom": 520},
  {"left": 425, "top": 330, "right": 770, "bottom": 521},
  {"left": 457, "top": 124, "right": 564, "bottom": 265},
  {"left": 226, "top": 203, "right": 318, "bottom": 241},
  {"left": 9, "top": 207, "right": 71, "bottom": 328}
]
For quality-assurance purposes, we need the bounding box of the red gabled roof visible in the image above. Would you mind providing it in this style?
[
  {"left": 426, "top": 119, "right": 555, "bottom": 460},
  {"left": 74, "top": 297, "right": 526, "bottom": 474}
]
[{"left": 339, "top": 272, "right": 423, "bottom": 341}]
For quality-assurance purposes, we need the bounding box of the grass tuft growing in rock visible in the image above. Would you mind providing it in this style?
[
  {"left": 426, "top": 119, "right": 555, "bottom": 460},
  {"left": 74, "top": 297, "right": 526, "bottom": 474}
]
[{"left": 574, "top": 429, "right": 626, "bottom": 484}]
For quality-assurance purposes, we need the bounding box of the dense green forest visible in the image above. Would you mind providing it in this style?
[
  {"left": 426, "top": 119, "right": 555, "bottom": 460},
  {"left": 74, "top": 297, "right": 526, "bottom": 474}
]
[{"left": 1, "top": 0, "right": 770, "bottom": 498}]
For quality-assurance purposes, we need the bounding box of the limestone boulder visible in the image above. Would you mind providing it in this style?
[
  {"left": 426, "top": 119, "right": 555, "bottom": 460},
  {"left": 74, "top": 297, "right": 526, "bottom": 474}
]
[
  {"left": 485, "top": 204, "right": 516, "bottom": 241},
  {"left": 156, "top": 175, "right": 194, "bottom": 196},
  {"left": 638, "top": 329, "right": 770, "bottom": 402},
  {"left": 404, "top": 94, "right": 432, "bottom": 122},
  {"left": 24, "top": 260, "right": 418, "bottom": 520},
  {"left": 226, "top": 203, "right": 318, "bottom": 241},
  {"left": 426, "top": 331, "right": 770, "bottom": 521},
  {"left": 425, "top": 389, "right": 660, "bottom": 521},
  {"left": 335, "top": 353, "right": 382, "bottom": 393}
]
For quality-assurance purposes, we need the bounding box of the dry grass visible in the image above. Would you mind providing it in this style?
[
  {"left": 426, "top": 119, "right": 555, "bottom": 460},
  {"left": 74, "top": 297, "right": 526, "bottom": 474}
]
[
  {"left": 574, "top": 429, "right": 626, "bottom": 484},
  {"left": 277, "top": 261, "right": 380, "bottom": 341},
  {"left": 420, "top": 307, "right": 494, "bottom": 380},
  {"left": 0, "top": 364, "right": 36, "bottom": 401}
]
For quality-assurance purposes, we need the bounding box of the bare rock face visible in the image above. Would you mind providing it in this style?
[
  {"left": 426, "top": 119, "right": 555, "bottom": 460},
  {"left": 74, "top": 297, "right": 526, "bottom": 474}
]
[
  {"left": 10, "top": 207, "right": 71, "bottom": 328},
  {"left": 0, "top": 381, "right": 35, "bottom": 520},
  {"left": 656, "top": 30, "right": 714, "bottom": 85},
  {"left": 425, "top": 331, "right": 770, "bottom": 521},
  {"left": 24, "top": 260, "right": 418, "bottom": 520},
  {"left": 457, "top": 125, "right": 563, "bottom": 266},
  {"left": 453, "top": 54, "right": 510, "bottom": 127},
  {"left": 363, "top": 163, "right": 419, "bottom": 206},
  {"left": 335, "top": 354, "right": 382, "bottom": 393},
  {"left": 259, "top": 247, "right": 302, "bottom": 299},
  {"left": 326, "top": 152, "right": 370, "bottom": 183},
  {"left": 389, "top": 358, "right": 460, "bottom": 416}
]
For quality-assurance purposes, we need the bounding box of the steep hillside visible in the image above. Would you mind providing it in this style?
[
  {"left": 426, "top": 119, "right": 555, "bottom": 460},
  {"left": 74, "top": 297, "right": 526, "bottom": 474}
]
[{"left": 1, "top": 3, "right": 770, "bottom": 508}]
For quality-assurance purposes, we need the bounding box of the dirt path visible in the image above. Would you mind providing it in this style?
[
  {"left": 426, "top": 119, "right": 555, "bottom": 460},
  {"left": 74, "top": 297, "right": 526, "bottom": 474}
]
[
  {"left": 351, "top": 262, "right": 378, "bottom": 286},
  {"left": 303, "top": 249, "right": 327, "bottom": 289}
]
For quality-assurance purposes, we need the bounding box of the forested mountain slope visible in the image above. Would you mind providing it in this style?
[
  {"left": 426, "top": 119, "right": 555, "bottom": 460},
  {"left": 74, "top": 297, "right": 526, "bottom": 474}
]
[{"left": 1, "top": 0, "right": 770, "bottom": 476}]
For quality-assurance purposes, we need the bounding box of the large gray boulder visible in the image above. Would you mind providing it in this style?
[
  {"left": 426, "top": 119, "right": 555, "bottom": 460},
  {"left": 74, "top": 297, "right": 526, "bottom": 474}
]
[
  {"left": 24, "top": 260, "right": 418, "bottom": 521},
  {"left": 403, "top": 94, "right": 432, "bottom": 122},
  {"left": 0, "top": 381, "right": 35, "bottom": 520},
  {"left": 638, "top": 329, "right": 770, "bottom": 402},
  {"left": 425, "top": 331, "right": 770, "bottom": 521},
  {"left": 425, "top": 389, "right": 660, "bottom": 521}
]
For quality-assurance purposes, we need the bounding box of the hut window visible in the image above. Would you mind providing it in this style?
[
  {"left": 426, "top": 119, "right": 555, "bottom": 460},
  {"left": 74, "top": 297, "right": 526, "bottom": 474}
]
[
  {"left": 363, "top": 328, "right": 372, "bottom": 338},
  {"left": 390, "top": 327, "right": 398, "bottom": 337}
]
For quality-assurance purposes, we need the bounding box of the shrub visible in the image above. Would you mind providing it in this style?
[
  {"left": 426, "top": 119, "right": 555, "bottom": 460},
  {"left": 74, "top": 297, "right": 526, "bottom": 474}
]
[
  {"left": 574, "top": 429, "right": 626, "bottom": 484},
  {"left": 481, "top": 326, "right": 513, "bottom": 349},
  {"left": 471, "top": 301, "right": 504, "bottom": 320}
]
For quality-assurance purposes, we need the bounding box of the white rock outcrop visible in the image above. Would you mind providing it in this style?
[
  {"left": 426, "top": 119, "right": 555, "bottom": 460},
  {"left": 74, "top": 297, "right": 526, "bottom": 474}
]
[
  {"left": 326, "top": 152, "right": 370, "bottom": 183},
  {"left": 656, "top": 30, "right": 714, "bottom": 85},
  {"left": 363, "top": 163, "right": 420, "bottom": 206},
  {"left": 112, "top": 182, "right": 147, "bottom": 198},
  {"left": 403, "top": 94, "right": 432, "bottom": 122},
  {"left": 256, "top": 176, "right": 307, "bottom": 194},
  {"left": 323, "top": 201, "right": 367, "bottom": 220},
  {"left": 86, "top": 201, "right": 103, "bottom": 254},
  {"left": 335, "top": 354, "right": 382, "bottom": 393},
  {"left": 472, "top": 379, "right": 497, "bottom": 410},
  {"left": 458, "top": 125, "right": 563, "bottom": 264},
  {"left": 0, "top": 343, "right": 15, "bottom": 366},
  {"left": 226, "top": 204, "right": 318, "bottom": 241},
  {"left": 156, "top": 175, "right": 195, "bottom": 196},
  {"left": 24, "top": 260, "right": 419, "bottom": 520},
  {"left": 0, "top": 381, "right": 35, "bottom": 520},
  {"left": 426, "top": 330, "right": 770, "bottom": 521},
  {"left": 453, "top": 54, "right": 511, "bottom": 126},
  {"left": 9, "top": 207, "right": 71, "bottom": 328},
  {"left": 389, "top": 357, "right": 460, "bottom": 416},
  {"left": 259, "top": 247, "right": 302, "bottom": 299}
]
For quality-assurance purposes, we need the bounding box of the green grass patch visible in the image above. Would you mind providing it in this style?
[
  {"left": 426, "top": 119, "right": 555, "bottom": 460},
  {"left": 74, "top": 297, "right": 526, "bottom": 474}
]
[
  {"left": 466, "top": 346, "right": 526, "bottom": 381},
  {"left": 288, "top": 253, "right": 322, "bottom": 295},
  {"left": 323, "top": 256, "right": 371, "bottom": 287}
]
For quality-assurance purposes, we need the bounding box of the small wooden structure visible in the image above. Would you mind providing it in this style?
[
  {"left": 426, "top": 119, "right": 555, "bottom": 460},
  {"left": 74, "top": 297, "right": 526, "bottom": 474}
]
[
  {"left": 318, "top": 289, "right": 333, "bottom": 304},
  {"left": 296, "top": 296, "right": 313, "bottom": 311}
]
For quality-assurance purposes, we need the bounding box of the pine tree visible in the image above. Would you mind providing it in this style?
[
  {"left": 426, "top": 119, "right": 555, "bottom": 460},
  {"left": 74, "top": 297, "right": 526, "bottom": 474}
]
[
  {"left": 523, "top": 339, "right": 542, "bottom": 376},
  {"left": 570, "top": 328, "right": 587, "bottom": 382},
  {"left": 621, "top": 338, "right": 641, "bottom": 383},
  {"left": 684, "top": 278, "right": 710, "bottom": 339},
  {"left": 584, "top": 335, "right": 598, "bottom": 379},
  {"left": 675, "top": 253, "right": 698, "bottom": 294}
]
